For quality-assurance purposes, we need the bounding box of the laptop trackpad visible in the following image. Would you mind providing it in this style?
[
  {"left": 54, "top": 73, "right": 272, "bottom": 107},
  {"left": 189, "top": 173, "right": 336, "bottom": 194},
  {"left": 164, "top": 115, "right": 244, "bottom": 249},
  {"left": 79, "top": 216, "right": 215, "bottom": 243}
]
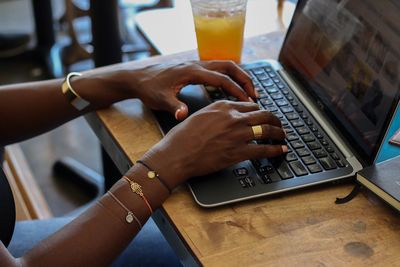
[{"left": 153, "top": 84, "right": 212, "bottom": 134}]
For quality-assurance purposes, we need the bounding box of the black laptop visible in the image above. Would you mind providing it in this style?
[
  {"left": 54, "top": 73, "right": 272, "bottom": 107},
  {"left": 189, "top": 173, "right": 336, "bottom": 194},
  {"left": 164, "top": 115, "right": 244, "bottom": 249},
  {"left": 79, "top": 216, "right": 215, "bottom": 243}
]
[{"left": 154, "top": 0, "right": 400, "bottom": 207}]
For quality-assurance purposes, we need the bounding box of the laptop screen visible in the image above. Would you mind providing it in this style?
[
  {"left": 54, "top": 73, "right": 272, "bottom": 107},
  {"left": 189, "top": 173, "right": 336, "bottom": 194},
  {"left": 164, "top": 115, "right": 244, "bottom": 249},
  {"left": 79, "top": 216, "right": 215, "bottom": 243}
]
[{"left": 279, "top": 0, "right": 400, "bottom": 165}]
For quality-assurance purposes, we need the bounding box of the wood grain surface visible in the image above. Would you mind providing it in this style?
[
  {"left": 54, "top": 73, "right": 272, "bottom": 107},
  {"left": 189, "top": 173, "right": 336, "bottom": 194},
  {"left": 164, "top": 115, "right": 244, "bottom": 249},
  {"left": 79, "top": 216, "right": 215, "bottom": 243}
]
[{"left": 86, "top": 32, "right": 400, "bottom": 267}]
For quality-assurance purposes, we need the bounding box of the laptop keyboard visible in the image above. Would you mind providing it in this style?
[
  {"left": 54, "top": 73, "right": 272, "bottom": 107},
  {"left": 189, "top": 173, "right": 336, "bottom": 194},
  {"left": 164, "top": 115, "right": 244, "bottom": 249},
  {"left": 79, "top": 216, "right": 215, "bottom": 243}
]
[{"left": 205, "top": 63, "right": 348, "bottom": 186}]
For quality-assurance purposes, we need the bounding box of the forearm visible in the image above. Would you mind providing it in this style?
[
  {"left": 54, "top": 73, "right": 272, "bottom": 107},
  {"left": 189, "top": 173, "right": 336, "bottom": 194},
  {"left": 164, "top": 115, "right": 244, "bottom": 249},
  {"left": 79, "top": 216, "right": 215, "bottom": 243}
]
[
  {"left": 0, "top": 163, "right": 170, "bottom": 267},
  {"left": 0, "top": 70, "right": 136, "bottom": 146}
]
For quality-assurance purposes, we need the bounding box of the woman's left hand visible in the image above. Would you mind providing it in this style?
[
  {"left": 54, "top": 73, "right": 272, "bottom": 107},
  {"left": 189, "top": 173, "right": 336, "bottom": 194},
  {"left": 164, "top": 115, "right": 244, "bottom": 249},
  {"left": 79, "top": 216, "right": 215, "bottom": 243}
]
[{"left": 123, "top": 60, "right": 256, "bottom": 120}]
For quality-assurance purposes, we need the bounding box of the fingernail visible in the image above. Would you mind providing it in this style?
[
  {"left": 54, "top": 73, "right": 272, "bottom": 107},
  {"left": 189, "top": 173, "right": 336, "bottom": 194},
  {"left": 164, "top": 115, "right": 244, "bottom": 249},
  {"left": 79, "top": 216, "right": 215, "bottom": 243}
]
[
  {"left": 248, "top": 96, "right": 255, "bottom": 103},
  {"left": 255, "top": 91, "right": 260, "bottom": 98},
  {"left": 281, "top": 145, "right": 288, "bottom": 153},
  {"left": 174, "top": 109, "right": 181, "bottom": 120}
]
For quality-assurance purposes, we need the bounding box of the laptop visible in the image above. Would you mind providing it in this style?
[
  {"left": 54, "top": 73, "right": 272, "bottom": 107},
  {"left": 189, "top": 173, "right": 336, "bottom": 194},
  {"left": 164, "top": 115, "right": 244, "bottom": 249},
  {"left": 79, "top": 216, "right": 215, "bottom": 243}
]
[{"left": 154, "top": 0, "right": 400, "bottom": 207}]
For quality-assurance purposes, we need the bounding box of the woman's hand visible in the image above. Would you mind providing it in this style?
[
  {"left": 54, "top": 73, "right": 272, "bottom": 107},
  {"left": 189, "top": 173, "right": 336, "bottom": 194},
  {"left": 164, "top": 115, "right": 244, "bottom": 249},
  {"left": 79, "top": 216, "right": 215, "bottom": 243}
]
[
  {"left": 141, "top": 101, "right": 288, "bottom": 189},
  {"left": 124, "top": 61, "right": 256, "bottom": 120}
]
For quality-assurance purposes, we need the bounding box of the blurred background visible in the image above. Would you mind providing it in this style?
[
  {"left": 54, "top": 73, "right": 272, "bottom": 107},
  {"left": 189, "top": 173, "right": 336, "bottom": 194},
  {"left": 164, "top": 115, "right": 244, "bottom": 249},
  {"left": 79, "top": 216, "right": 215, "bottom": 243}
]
[{"left": 0, "top": 0, "right": 295, "bottom": 218}]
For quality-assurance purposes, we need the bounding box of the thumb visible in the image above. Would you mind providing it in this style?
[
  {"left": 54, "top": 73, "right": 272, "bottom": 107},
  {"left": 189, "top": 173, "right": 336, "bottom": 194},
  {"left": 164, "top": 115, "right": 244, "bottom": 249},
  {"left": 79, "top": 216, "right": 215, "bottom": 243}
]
[{"left": 169, "top": 98, "right": 188, "bottom": 121}]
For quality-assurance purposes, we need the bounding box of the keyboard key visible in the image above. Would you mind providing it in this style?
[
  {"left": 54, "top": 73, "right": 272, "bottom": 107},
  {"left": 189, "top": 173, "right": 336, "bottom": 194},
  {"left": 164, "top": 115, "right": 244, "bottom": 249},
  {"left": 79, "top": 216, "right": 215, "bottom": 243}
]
[
  {"left": 252, "top": 68, "right": 264, "bottom": 75},
  {"left": 258, "top": 93, "right": 268, "bottom": 99},
  {"left": 315, "top": 132, "right": 324, "bottom": 139},
  {"left": 313, "top": 149, "right": 328, "bottom": 158},
  {"left": 238, "top": 178, "right": 248, "bottom": 188},
  {"left": 244, "top": 177, "right": 256, "bottom": 187},
  {"left": 302, "top": 155, "right": 316, "bottom": 165},
  {"left": 294, "top": 106, "right": 302, "bottom": 113},
  {"left": 291, "top": 120, "right": 304, "bottom": 127},
  {"left": 305, "top": 120, "right": 313, "bottom": 126},
  {"left": 266, "top": 106, "right": 278, "bottom": 112},
  {"left": 321, "top": 139, "right": 329, "bottom": 146},
  {"left": 256, "top": 73, "right": 269, "bottom": 81},
  {"left": 264, "top": 66, "right": 273, "bottom": 72},
  {"left": 290, "top": 140, "right": 304, "bottom": 149},
  {"left": 275, "top": 161, "right": 294, "bottom": 179},
  {"left": 268, "top": 72, "right": 277, "bottom": 78},
  {"left": 259, "top": 164, "right": 274, "bottom": 174},
  {"left": 289, "top": 161, "right": 308, "bottom": 176},
  {"left": 281, "top": 106, "right": 294, "bottom": 113},
  {"left": 331, "top": 153, "right": 339, "bottom": 160},
  {"left": 267, "top": 87, "right": 279, "bottom": 94},
  {"left": 319, "top": 157, "right": 337, "bottom": 170},
  {"left": 286, "top": 113, "right": 299, "bottom": 120},
  {"left": 271, "top": 93, "right": 283, "bottom": 100},
  {"left": 259, "top": 98, "right": 273, "bottom": 106},
  {"left": 286, "top": 133, "right": 299, "bottom": 141},
  {"left": 296, "top": 127, "right": 310, "bottom": 135},
  {"left": 262, "top": 80, "right": 274, "bottom": 87},
  {"left": 256, "top": 87, "right": 266, "bottom": 93},
  {"left": 273, "top": 78, "right": 281, "bottom": 83},
  {"left": 260, "top": 172, "right": 281, "bottom": 183},
  {"left": 279, "top": 118, "right": 288, "bottom": 125},
  {"left": 285, "top": 152, "right": 298, "bottom": 162},
  {"left": 283, "top": 125, "right": 293, "bottom": 133},
  {"left": 282, "top": 89, "right": 290, "bottom": 95},
  {"left": 336, "top": 159, "right": 345, "bottom": 167},
  {"left": 233, "top": 168, "right": 248, "bottom": 176},
  {"left": 276, "top": 99, "right": 288, "bottom": 106},
  {"left": 307, "top": 163, "right": 322, "bottom": 173},
  {"left": 296, "top": 148, "right": 310, "bottom": 157},
  {"left": 302, "top": 134, "right": 315, "bottom": 142},
  {"left": 310, "top": 126, "right": 318, "bottom": 132},
  {"left": 307, "top": 141, "right": 321, "bottom": 150},
  {"left": 286, "top": 95, "right": 294, "bottom": 101},
  {"left": 301, "top": 113, "right": 308, "bottom": 119},
  {"left": 326, "top": 146, "right": 334, "bottom": 153},
  {"left": 277, "top": 83, "right": 285, "bottom": 89},
  {"left": 272, "top": 111, "right": 284, "bottom": 119}
]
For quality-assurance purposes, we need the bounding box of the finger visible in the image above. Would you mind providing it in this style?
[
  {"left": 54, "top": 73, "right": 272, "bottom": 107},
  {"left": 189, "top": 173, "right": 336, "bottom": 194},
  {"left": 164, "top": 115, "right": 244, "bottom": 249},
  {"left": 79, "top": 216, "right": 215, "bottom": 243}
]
[
  {"left": 204, "top": 61, "right": 256, "bottom": 99},
  {"left": 242, "top": 143, "right": 288, "bottom": 159},
  {"left": 164, "top": 96, "right": 189, "bottom": 121},
  {"left": 245, "top": 124, "right": 286, "bottom": 141},
  {"left": 190, "top": 69, "right": 250, "bottom": 102},
  {"left": 242, "top": 110, "right": 282, "bottom": 127},
  {"left": 220, "top": 101, "right": 260, "bottom": 113}
]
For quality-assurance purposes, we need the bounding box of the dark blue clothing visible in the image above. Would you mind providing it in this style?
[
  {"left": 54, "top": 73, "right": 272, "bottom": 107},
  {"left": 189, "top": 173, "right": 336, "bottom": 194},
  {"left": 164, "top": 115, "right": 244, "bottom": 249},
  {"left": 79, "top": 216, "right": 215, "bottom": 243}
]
[
  {"left": 0, "top": 147, "right": 181, "bottom": 266},
  {"left": 8, "top": 217, "right": 182, "bottom": 267}
]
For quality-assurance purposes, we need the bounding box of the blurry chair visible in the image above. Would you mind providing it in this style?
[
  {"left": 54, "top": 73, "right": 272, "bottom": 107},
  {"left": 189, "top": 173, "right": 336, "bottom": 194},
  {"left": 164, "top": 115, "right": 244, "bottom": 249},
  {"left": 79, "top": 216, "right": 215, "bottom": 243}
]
[
  {"left": 3, "top": 145, "right": 52, "bottom": 220},
  {"left": 59, "top": 0, "right": 173, "bottom": 68}
]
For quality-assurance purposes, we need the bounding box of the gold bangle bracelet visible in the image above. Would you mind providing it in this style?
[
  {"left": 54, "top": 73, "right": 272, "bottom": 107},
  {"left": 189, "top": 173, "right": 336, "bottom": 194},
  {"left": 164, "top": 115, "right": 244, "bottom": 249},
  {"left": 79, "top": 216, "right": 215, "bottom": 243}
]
[
  {"left": 107, "top": 191, "right": 142, "bottom": 228},
  {"left": 61, "top": 72, "right": 90, "bottom": 111},
  {"left": 123, "top": 176, "right": 153, "bottom": 214}
]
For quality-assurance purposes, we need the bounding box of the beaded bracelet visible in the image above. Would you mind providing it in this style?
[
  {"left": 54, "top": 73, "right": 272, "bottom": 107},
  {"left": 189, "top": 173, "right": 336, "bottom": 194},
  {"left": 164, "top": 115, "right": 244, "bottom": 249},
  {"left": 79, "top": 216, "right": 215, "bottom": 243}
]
[
  {"left": 107, "top": 191, "right": 142, "bottom": 228},
  {"left": 123, "top": 176, "right": 153, "bottom": 214},
  {"left": 136, "top": 160, "right": 172, "bottom": 194}
]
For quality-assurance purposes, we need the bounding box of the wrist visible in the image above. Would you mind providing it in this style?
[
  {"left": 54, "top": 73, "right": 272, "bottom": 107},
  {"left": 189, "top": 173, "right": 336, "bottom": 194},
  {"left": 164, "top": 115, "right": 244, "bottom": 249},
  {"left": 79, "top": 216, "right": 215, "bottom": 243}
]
[
  {"left": 71, "top": 70, "right": 136, "bottom": 108},
  {"left": 123, "top": 163, "right": 170, "bottom": 209},
  {"left": 140, "top": 147, "right": 189, "bottom": 190}
]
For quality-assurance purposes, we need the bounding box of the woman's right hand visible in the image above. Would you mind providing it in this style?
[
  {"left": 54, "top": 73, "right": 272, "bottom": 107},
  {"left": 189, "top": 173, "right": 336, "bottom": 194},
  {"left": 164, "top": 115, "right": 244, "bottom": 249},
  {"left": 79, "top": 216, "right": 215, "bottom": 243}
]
[{"left": 141, "top": 100, "right": 288, "bottom": 190}]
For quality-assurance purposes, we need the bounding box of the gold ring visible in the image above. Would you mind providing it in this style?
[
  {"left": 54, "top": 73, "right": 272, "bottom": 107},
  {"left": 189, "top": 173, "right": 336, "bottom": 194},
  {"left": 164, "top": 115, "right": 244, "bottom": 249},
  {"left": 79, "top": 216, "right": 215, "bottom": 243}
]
[{"left": 251, "top": 125, "right": 263, "bottom": 139}]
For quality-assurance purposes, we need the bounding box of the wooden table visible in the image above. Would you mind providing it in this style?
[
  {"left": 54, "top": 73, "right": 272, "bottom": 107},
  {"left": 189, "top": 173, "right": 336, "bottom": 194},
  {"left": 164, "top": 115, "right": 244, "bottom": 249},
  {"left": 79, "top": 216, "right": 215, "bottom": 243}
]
[{"left": 85, "top": 32, "right": 400, "bottom": 266}]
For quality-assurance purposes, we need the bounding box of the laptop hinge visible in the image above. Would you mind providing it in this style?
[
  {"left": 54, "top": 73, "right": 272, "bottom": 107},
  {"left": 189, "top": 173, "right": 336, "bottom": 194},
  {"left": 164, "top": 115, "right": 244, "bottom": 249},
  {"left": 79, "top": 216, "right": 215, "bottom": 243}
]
[{"left": 278, "top": 69, "right": 360, "bottom": 162}]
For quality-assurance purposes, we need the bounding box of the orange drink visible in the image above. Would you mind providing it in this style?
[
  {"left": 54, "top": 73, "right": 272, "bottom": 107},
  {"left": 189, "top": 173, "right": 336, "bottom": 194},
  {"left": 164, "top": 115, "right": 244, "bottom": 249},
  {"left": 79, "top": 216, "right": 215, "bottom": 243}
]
[{"left": 191, "top": 0, "right": 247, "bottom": 63}]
